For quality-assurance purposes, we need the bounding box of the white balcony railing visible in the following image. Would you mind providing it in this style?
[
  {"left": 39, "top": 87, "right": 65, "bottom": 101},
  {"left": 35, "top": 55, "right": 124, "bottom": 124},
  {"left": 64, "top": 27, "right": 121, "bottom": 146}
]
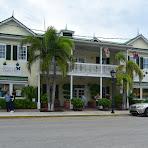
[{"left": 68, "top": 62, "right": 117, "bottom": 77}]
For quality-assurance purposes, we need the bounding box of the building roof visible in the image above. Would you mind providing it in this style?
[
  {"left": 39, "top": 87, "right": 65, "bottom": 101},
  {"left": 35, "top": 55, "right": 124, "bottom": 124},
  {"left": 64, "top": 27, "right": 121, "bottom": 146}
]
[
  {"left": 0, "top": 16, "right": 37, "bottom": 36},
  {"left": 125, "top": 34, "right": 148, "bottom": 45}
]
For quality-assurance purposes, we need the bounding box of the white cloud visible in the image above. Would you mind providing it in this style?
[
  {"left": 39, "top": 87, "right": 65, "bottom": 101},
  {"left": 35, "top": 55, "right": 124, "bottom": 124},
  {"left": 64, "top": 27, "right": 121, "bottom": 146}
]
[{"left": 0, "top": 0, "right": 148, "bottom": 39}]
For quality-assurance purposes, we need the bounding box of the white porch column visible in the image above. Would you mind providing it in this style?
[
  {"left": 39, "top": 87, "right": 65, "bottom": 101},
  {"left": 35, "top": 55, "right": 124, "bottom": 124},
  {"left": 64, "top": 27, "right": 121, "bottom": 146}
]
[
  {"left": 140, "top": 87, "right": 142, "bottom": 99},
  {"left": 100, "top": 77, "right": 102, "bottom": 98},
  {"left": 37, "top": 73, "right": 41, "bottom": 110},
  {"left": 100, "top": 47, "right": 103, "bottom": 98},
  {"left": 9, "top": 83, "right": 13, "bottom": 95},
  {"left": 70, "top": 75, "right": 73, "bottom": 109},
  {"left": 126, "top": 49, "right": 129, "bottom": 108}
]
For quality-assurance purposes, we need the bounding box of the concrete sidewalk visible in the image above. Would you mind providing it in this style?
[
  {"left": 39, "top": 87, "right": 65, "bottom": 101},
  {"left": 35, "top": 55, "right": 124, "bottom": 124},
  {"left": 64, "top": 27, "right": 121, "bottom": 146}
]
[{"left": 0, "top": 110, "right": 130, "bottom": 118}]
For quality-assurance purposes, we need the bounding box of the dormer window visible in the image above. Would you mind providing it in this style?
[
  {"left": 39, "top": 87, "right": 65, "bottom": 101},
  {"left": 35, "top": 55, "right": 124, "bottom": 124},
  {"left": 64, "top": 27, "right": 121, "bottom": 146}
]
[
  {"left": 60, "top": 29, "right": 74, "bottom": 38},
  {"left": 63, "top": 32, "right": 73, "bottom": 37}
]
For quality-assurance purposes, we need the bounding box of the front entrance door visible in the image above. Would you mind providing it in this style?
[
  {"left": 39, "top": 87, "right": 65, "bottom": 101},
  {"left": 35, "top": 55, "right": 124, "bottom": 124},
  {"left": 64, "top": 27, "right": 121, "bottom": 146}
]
[{"left": 74, "top": 88, "right": 85, "bottom": 98}]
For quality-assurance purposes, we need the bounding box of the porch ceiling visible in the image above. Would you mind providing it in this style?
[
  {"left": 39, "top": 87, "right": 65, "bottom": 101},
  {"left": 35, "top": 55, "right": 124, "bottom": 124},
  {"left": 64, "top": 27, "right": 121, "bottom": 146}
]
[{"left": 74, "top": 39, "right": 132, "bottom": 51}]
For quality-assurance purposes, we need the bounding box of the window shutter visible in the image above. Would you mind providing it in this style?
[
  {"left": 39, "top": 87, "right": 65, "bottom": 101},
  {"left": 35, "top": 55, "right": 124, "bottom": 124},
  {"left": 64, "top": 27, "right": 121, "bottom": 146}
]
[
  {"left": 140, "top": 57, "right": 143, "bottom": 69},
  {"left": 42, "top": 84, "right": 47, "bottom": 94},
  {"left": 13, "top": 46, "right": 17, "bottom": 60},
  {"left": 6, "top": 45, "right": 11, "bottom": 60},
  {"left": 136, "top": 57, "right": 139, "bottom": 66},
  {"left": 106, "top": 58, "right": 110, "bottom": 64},
  {"left": 128, "top": 56, "right": 130, "bottom": 61},
  {"left": 106, "top": 86, "right": 110, "bottom": 94},
  {"left": 27, "top": 46, "right": 30, "bottom": 61},
  {"left": 96, "top": 57, "right": 100, "bottom": 64}
]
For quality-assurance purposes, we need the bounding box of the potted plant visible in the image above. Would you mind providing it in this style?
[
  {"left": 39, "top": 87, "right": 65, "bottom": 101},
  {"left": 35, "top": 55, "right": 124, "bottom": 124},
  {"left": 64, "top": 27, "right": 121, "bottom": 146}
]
[
  {"left": 71, "top": 98, "right": 84, "bottom": 111},
  {"left": 98, "top": 98, "right": 111, "bottom": 110},
  {"left": 88, "top": 99, "right": 96, "bottom": 108},
  {"left": 40, "top": 93, "right": 48, "bottom": 111},
  {"left": 62, "top": 84, "right": 70, "bottom": 109},
  {"left": 64, "top": 99, "right": 70, "bottom": 110}
]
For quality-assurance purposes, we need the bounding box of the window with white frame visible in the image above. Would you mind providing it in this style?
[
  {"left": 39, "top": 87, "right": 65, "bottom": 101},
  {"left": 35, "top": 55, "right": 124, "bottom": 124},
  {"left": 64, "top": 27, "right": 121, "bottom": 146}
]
[
  {"left": 18, "top": 46, "right": 27, "bottom": 60},
  {"left": 143, "top": 58, "right": 148, "bottom": 69},
  {"left": 75, "top": 57, "right": 86, "bottom": 63},
  {"left": 129, "top": 56, "right": 136, "bottom": 63},
  {"left": 0, "top": 45, "right": 6, "bottom": 58}
]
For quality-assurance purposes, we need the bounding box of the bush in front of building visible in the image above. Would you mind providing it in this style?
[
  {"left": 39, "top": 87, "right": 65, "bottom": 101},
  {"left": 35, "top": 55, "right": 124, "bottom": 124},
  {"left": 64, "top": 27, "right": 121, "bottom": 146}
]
[
  {"left": 114, "top": 95, "right": 122, "bottom": 109},
  {"left": 71, "top": 98, "right": 84, "bottom": 111},
  {"left": 0, "top": 98, "right": 37, "bottom": 109},
  {"left": 128, "top": 93, "right": 143, "bottom": 105},
  {"left": 88, "top": 84, "right": 100, "bottom": 99},
  {"left": 22, "top": 86, "right": 37, "bottom": 101},
  {"left": 0, "top": 98, "right": 6, "bottom": 109},
  {"left": 14, "top": 99, "right": 37, "bottom": 109},
  {"left": 98, "top": 98, "right": 111, "bottom": 110}
]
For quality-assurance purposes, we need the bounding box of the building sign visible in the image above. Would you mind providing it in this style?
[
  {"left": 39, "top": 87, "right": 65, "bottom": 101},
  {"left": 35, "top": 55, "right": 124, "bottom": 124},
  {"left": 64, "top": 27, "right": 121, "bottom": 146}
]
[{"left": 0, "top": 65, "right": 22, "bottom": 76}]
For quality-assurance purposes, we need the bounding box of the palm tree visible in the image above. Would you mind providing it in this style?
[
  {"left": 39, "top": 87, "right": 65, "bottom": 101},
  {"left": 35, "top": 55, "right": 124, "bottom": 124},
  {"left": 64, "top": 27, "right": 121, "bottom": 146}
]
[
  {"left": 115, "top": 52, "right": 143, "bottom": 109},
  {"left": 22, "top": 27, "right": 74, "bottom": 111}
]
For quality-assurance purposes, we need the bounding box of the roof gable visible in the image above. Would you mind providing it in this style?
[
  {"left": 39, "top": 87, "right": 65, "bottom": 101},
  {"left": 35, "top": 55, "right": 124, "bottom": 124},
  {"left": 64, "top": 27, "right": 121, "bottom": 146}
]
[
  {"left": 0, "top": 16, "right": 36, "bottom": 36},
  {"left": 125, "top": 34, "right": 148, "bottom": 45},
  {"left": 125, "top": 34, "right": 148, "bottom": 49}
]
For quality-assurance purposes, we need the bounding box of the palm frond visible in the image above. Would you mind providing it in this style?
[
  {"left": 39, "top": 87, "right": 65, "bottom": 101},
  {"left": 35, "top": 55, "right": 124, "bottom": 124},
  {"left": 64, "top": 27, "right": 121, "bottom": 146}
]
[{"left": 115, "top": 52, "right": 126, "bottom": 63}]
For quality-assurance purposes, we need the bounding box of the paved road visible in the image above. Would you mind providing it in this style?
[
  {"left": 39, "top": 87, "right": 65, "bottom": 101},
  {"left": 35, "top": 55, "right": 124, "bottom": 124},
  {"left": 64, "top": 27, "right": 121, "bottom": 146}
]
[{"left": 0, "top": 116, "right": 148, "bottom": 148}]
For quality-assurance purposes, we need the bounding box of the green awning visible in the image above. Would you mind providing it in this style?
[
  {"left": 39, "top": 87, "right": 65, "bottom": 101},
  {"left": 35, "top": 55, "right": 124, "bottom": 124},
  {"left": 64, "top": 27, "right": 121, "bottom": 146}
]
[{"left": 0, "top": 76, "right": 28, "bottom": 81}]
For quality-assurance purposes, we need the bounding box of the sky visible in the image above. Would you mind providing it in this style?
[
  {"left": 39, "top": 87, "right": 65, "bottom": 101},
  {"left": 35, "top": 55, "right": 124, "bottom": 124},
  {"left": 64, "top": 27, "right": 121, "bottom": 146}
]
[{"left": 0, "top": 0, "right": 148, "bottom": 41}]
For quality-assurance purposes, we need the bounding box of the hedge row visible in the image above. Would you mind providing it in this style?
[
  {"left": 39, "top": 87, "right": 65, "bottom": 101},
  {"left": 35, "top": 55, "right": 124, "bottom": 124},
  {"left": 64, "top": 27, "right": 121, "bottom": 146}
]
[{"left": 0, "top": 99, "right": 37, "bottom": 109}]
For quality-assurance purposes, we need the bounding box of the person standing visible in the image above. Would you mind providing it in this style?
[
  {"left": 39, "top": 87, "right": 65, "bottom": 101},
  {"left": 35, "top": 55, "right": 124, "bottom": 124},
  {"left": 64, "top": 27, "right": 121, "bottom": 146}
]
[
  {"left": 5, "top": 91, "right": 11, "bottom": 112},
  {"left": 81, "top": 95, "right": 87, "bottom": 108}
]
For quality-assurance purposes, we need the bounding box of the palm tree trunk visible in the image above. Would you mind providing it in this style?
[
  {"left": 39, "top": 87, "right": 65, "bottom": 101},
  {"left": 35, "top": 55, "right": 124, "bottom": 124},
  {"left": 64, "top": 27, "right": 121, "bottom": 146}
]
[
  {"left": 122, "top": 82, "right": 127, "bottom": 110},
  {"left": 51, "top": 57, "right": 56, "bottom": 111},
  {"left": 46, "top": 69, "right": 51, "bottom": 111}
]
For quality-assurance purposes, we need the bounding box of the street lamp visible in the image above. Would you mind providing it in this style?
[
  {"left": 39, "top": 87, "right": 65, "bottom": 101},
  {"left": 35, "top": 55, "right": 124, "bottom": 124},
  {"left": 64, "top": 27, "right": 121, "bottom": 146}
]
[{"left": 110, "top": 69, "right": 116, "bottom": 113}]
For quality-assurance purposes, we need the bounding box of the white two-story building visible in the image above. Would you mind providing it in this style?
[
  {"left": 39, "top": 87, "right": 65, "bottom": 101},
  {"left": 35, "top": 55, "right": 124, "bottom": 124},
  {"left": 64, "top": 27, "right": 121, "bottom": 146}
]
[
  {"left": 126, "top": 34, "right": 148, "bottom": 100},
  {"left": 0, "top": 16, "right": 39, "bottom": 98},
  {"left": 0, "top": 16, "right": 147, "bottom": 109}
]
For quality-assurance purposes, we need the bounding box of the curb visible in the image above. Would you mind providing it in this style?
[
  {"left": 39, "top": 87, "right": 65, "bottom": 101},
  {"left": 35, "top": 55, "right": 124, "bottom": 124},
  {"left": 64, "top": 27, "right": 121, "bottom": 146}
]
[{"left": 0, "top": 114, "right": 130, "bottom": 119}]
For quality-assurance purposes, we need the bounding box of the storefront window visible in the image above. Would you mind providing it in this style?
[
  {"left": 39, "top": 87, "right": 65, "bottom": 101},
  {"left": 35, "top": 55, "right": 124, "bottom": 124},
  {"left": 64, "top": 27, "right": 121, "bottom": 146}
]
[
  {"left": 133, "top": 88, "right": 140, "bottom": 99},
  {"left": 142, "top": 89, "right": 148, "bottom": 99},
  {"left": 0, "top": 84, "right": 9, "bottom": 97},
  {"left": 13, "top": 84, "right": 25, "bottom": 97}
]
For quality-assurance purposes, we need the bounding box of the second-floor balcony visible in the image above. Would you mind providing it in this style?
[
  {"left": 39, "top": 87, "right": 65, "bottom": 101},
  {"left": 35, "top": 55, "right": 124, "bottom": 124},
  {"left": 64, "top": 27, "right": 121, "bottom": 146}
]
[{"left": 68, "top": 62, "right": 117, "bottom": 77}]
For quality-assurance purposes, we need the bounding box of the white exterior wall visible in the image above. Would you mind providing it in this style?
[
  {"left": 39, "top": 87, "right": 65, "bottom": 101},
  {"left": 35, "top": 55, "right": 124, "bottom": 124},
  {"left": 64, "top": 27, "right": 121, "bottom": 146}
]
[
  {"left": 0, "top": 20, "right": 32, "bottom": 36},
  {"left": 0, "top": 38, "right": 38, "bottom": 86},
  {"left": 129, "top": 36, "right": 148, "bottom": 99},
  {"left": 0, "top": 19, "right": 39, "bottom": 89}
]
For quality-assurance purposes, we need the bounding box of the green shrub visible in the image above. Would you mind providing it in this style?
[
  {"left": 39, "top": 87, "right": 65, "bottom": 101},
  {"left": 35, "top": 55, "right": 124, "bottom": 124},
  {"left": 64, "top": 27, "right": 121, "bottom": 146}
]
[
  {"left": 132, "top": 99, "right": 143, "bottom": 104},
  {"left": 143, "top": 99, "right": 148, "bottom": 103},
  {"left": 22, "top": 86, "right": 37, "bottom": 101},
  {"left": 14, "top": 99, "right": 37, "bottom": 109},
  {"left": 62, "top": 84, "right": 70, "bottom": 100},
  {"left": 0, "top": 99, "right": 6, "bottom": 109},
  {"left": 41, "top": 93, "right": 48, "bottom": 103},
  {"left": 114, "top": 95, "right": 122, "bottom": 109},
  {"left": 71, "top": 98, "right": 84, "bottom": 110},
  {"left": 128, "top": 93, "right": 134, "bottom": 105},
  {"left": 98, "top": 98, "right": 111, "bottom": 108},
  {"left": 0, "top": 99, "right": 37, "bottom": 109},
  {"left": 88, "top": 84, "right": 99, "bottom": 99}
]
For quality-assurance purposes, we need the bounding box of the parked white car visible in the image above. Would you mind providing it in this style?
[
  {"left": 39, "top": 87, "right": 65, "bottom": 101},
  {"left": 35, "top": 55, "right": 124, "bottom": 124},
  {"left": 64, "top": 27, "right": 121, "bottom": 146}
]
[{"left": 129, "top": 103, "right": 148, "bottom": 116}]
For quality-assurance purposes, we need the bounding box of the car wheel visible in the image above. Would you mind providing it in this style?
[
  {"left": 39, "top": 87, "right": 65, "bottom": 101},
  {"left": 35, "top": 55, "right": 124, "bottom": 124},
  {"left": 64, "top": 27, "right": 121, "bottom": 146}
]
[
  {"left": 144, "top": 108, "right": 148, "bottom": 117},
  {"left": 131, "top": 113, "right": 137, "bottom": 116}
]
